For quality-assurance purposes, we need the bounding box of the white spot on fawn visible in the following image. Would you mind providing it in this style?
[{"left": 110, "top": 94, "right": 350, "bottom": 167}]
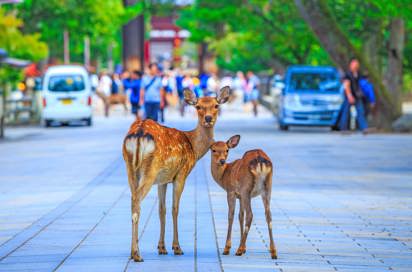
[{"left": 132, "top": 213, "right": 138, "bottom": 223}]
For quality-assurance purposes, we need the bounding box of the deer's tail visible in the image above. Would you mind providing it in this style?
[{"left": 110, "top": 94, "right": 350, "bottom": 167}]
[
  {"left": 249, "top": 155, "right": 272, "bottom": 177},
  {"left": 123, "top": 128, "right": 156, "bottom": 169}
]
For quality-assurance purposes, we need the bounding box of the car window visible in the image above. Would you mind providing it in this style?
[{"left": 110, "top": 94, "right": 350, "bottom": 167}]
[
  {"left": 48, "top": 75, "right": 85, "bottom": 92},
  {"left": 289, "top": 72, "right": 339, "bottom": 91}
]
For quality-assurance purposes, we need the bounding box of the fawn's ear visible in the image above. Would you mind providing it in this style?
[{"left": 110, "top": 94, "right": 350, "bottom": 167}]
[
  {"left": 216, "top": 86, "right": 230, "bottom": 104},
  {"left": 227, "top": 135, "right": 240, "bottom": 149},
  {"left": 184, "top": 88, "right": 198, "bottom": 105}
]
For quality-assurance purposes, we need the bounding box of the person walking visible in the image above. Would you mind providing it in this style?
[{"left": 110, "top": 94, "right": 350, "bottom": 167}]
[
  {"left": 246, "top": 71, "right": 260, "bottom": 116},
  {"left": 359, "top": 72, "right": 376, "bottom": 118},
  {"left": 96, "top": 70, "right": 112, "bottom": 117},
  {"left": 123, "top": 70, "right": 142, "bottom": 117},
  {"left": 140, "top": 63, "right": 164, "bottom": 122},
  {"left": 339, "top": 58, "right": 368, "bottom": 132}
]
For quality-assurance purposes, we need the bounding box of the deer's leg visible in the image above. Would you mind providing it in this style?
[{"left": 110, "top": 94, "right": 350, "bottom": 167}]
[
  {"left": 125, "top": 161, "right": 140, "bottom": 261},
  {"left": 262, "top": 175, "right": 277, "bottom": 259},
  {"left": 223, "top": 193, "right": 236, "bottom": 255},
  {"left": 236, "top": 196, "right": 252, "bottom": 256},
  {"left": 123, "top": 100, "right": 128, "bottom": 113},
  {"left": 130, "top": 170, "right": 157, "bottom": 262},
  {"left": 238, "top": 199, "right": 245, "bottom": 239},
  {"left": 171, "top": 173, "right": 187, "bottom": 255},
  {"left": 157, "top": 184, "right": 168, "bottom": 255}
]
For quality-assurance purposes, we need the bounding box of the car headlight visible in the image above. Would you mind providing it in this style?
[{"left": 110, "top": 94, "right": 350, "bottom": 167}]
[
  {"left": 329, "top": 96, "right": 343, "bottom": 105},
  {"left": 283, "top": 94, "right": 300, "bottom": 107}
]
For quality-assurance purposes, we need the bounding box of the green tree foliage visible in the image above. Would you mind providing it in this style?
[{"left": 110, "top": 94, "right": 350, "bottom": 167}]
[
  {"left": 0, "top": 7, "right": 48, "bottom": 84},
  {"left": 0, "top": 8, "right": 47, "bottom": 62},
  {"left": 178, "top": 0, "right": 330, "bottom": 72},
  {"left": 16, "top": 0, "right": 145, "bottom": 65}
]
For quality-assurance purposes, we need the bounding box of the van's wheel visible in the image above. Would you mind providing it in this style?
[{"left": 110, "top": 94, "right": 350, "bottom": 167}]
[
  {"left": 44, "top": 119, "right": 52, "bottom": 128},
  {"left": 331, "top": 124, "right": 340, "bottom": 131},
  {"left": 279, "top": 123, "right": 288, "bottom": 131},
  {"left": 85, "top": 118, "right": 92, "bottom": 127}
]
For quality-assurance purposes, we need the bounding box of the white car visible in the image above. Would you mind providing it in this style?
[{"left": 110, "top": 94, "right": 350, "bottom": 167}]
[{"left": 42, "top": 65, "right": 93, "bottom": 127}]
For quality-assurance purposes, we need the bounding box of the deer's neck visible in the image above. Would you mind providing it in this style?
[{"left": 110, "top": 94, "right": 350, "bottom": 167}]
[
  {"left": 185, "top": 124, "right": 214, "bottom": 160},
  {"left": 210, "top": 162, "right": 227, "bottom": 190}
]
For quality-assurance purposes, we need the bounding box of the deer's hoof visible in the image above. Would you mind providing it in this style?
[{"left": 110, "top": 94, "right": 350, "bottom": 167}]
[
  {"left": 158, "top": 245, "right": 168, "bottom": 255},
  {"left": 172, "top": 245, "right": 184, "bottom": 255},
  {"left": 131, "top": 252, "right": 144, "bottom": 262},
  {"left": 270, "top": 249, "right": 278, "bottom": 259},
  {"left": 223, "top": 246, "right": 231, "bottom": 255},
  {"left": 235, "top": 247, "right": 246, "bottom": 256}
]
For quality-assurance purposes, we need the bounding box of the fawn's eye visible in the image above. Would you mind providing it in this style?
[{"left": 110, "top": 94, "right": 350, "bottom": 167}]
[
  {"left": 212, "top": 149, "right": 216, "bottom": 152},
  {"left": 196, "top": 105, "right": 201, "bottom": 110},
  {"left": 214, "top": 105, "right": 219, "bottom": 109}
]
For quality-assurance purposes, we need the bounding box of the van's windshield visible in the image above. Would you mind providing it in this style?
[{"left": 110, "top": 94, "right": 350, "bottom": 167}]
[
  {"left": 48, "top": 75, "right": 85, "bottom": 92},
  {"left": 289, "top": 72, "right": 340, "bottom": 92}
]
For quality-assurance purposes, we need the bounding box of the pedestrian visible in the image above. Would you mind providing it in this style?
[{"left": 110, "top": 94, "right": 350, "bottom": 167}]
[
  {"left": 123, "top": 70, "right": 142, "bottom": 117},
  {"left": 111, "top": 73, "right": 122, "bottom": 95},
  {"left": 233, "top": 71, "right": 247, "bottom": 108},
  {"left": 338, "top": 57, "right": 368, "bottom": 133},
  {"left": 96, "top": 70, "right": 112, "bottom": 117},
  {"left": 207, "top": 70, "right": 220, "bottom": 96},
  {"left": 175, "top": 69, "right": 185, "bottom": 116},
  {"left": 246, "top": 71, "right": 260, "bottom": 116},
  {"left": 140, "top": 63, "right": 164, "bottom": 122},
  {"left": 160, "top": 71, "right": 173, "bottom": 123},
  {"left": 359, "top": 72, "right": 376, "bottom": 118}
]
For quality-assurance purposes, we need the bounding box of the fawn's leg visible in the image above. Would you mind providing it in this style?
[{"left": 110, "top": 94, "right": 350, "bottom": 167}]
[
  {"left": 262, "top": 173, "right": 277, "bottom": 259},
  {"left": 171, "top": 173, "right": 188, "bottom": 255},
  {"left": 223, "top": 193, "right": 236, "bottom": 255},
  {"left": 238, "top": 199, "right": 244, "bottom": 237},
  {"left": 157, "top": 184, "right": 168, "bottom": 254},
  {"left": 236, "top": 196, "right": 252, "bottom": 256}
]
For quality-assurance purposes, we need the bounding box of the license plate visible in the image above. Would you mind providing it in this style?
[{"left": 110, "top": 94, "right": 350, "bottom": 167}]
[
  {"left": 61, "top": 99, "right": 72, "bottom": 105},
  {"left": 308, "top": 114, "right": 320, "bottom": 120}
]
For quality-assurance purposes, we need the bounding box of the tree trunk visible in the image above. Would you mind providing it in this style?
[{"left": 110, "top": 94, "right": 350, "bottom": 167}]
[
  {"left": 63, "top": 29, "right": 70, "bottom": 64},
  {"left": 122, "top": 0, "right": 145, "bottom": 71},
  {"left": 198, "top": 42, "right": 207, "bottom": 75},
  {"left": 294, "top": 0, "right": 401, "bottom": 129},
  {"left": 84, "top": 36, "right": 90, "bottom": 69},
  {"left": 385, "top": 18, "right": 404, "bottom": 113}
]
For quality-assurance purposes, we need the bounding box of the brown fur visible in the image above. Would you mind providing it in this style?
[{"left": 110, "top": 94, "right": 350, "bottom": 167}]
[
  {"left": 210, "top": 135, "right": 277, "bottom": 259},
  {"left": 123, "top": 87, "right": 230, "bottom": 262}
]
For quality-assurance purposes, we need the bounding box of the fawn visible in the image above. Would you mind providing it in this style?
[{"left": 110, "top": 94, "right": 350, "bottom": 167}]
[
  {"left": 122, "top": 87, "right": 230, "bottom": 262},
  {"left": 209, "top": 135, "right": 277, "bottom": 259}
]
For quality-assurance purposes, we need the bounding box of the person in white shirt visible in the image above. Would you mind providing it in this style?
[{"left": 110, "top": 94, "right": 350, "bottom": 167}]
[{"left": 96, "top": 71, "right": 112, "bottom": 117}]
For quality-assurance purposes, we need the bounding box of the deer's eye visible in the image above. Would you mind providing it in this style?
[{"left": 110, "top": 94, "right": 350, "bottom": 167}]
[
  {"left": 196, "top": 106, "right": 201, "bottom": 110},
  {"left": 212, "top": 149, "right": 216, "bottom": 153},
  {"left": 214, "top": 105, "right": 219, "bottom": 109}
]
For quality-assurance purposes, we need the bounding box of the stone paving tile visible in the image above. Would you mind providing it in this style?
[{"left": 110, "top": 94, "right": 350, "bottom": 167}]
[{"left": 1, "top": 112, "right": 412, "bottom": 271}]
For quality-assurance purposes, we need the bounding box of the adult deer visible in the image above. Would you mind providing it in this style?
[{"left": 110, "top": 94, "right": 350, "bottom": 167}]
[
  {"left": 209, "top": 135, "right": 277, "bottom": 259},
  {"left": 123, "top": 87, "right": 230, "bottom": 262}
]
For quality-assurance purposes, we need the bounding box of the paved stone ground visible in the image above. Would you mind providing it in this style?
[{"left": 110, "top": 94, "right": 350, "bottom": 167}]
[{"left": 0, "top": 105, "right": 412, "bottom": 272}]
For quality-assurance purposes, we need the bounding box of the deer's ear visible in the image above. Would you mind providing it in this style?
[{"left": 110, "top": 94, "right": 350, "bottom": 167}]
[
  {"left": 184, "top": 88, "right": 197, "bottom": 105},
  {"left": 227, "top": 135, "right": 240, "bottom": 149},
  {"left": 216, "top": 86, "right": 230, "bottom": 104}
]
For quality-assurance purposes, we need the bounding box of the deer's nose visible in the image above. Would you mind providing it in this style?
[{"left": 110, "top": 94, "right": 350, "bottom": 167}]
[
  {"left": 219, "top": 159, "right": 225, "bottom": 165},
  {"left": 205, "top": 115, "right": 213, "bottom": 123}
]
